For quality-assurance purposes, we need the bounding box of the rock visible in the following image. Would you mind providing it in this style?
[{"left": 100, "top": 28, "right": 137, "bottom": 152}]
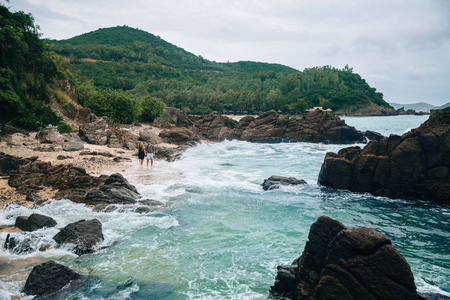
[
  {"left": 23, "top": 261, "right": 83, "bottom": 296},
  {"left": 190, "top": 114, "right": 239, "bottom": 141},
  {"left": 262, "top": 176, "right": 306, "bottom": 190},
  {"left": 318, "top": 107, "right": 450, "bottom": 203},
  {"left": 26, "top": 192, "right": 41, "bottom": 202},
  {"left": 419, "top": 293, "right": 450, "bottom": 300},
  {"left": 0, "top": 153, "right": 32, "bottom": 175},
  {"left": 153, "top": 107, "right": 193, "bottom": 128},
  {"left": 80, "top": 151, "right": 114, "bottom": 157},
  {"left": 14, "top": 213, "right": 57, "bottom": 231},
  {"left": 36, "top": 129, "right": 64, "bottom": 144},
  {"left": 63, "top": 133, "right": 84, "bottom": 151},
  {"left": 159, "top": 127, "right": 201, "bottom": 144},
  {"left": 154, "top": 146, "right": 184, "bottom": 162},
  {"left": 270, "top": 216, "right": 418, "bottom": 300},
  {"left": 53, "top": 219, "right": 104, "bottom": 255},
  {"left": 84, "top": 173, "right": 141, "bottom": 205},
  {"left": 4, "top": 232, "right": 50, "bottom": 254},
  {"left": 33, "top": 145, "right": 58, "bottom": 152},
  {"left": 363, "top": 130, "right": 385, "bottom": 141},
  {"left": 76, "top": 107, "right": 96, "bottom": 124},
  {"left": 57, "top": 155, "right": 73, "bottom": 160},
  {"left": 79, "top": 117, "right": 113, "bottom": 145},
  {"left": 139, "top": 129, "right": 163, "bottom": 144}
]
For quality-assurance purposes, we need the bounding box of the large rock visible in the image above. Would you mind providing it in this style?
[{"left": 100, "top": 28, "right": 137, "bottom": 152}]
[
  {"left": 53, "top": 219, "right": 104, "bottom": 255},
  {"left": 191, "top": 109, "right": 365, "bottom": 144},
  {"left": 153, "top": 107, "right": 193, "bottom": 128},
  {"left": 23, "top": 261, "right": 83, "bottom": 296},
  {"left": 84, "top": 173, "right": 141, "bottom": 205},
  {"left": 0, "top": 153, "right": 33, "bottom": 175},
  {"left": 139, "top": 129, "right": 163, "bottom": 144},
  {"left": 36, "top": 129, "right": 64, "bottom": 144},
  {"left": 270, "top": 216, "right": 417, "bottom": 300},
  {"left": 63, "top": 133, "right": 84, "bottom": 151},
  {"left": 79, "top": 117, "right": 113, "bottom": 145},
  {"left": 262, "top": 176, "right": 306, "bottom": 190},
  {"left": 318, "top": 107, "right": 450, "bottom": 203},
  {"left": 159, "top": 127, "right": 201, "bottom": 144},
  {"left": 14, "top": 213, "right": 57, "bottom": 232}
]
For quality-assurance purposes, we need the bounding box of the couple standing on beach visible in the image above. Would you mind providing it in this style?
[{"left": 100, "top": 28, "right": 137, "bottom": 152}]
[{"left": 138, "top": 140, "right": 155, "bottom": 167}]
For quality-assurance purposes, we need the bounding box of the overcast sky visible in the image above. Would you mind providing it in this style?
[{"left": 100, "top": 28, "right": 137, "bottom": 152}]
[{"left": 8, "top": 0, "right": 450, "bottom": 106}]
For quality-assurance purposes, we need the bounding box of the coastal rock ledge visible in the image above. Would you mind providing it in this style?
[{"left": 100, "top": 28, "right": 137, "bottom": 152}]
[
  {"left": 318, "top": 107, "right": 450, "bottom": 203},
  {"left": 270, "top": 216, "right": 417, "bottom": 300}
]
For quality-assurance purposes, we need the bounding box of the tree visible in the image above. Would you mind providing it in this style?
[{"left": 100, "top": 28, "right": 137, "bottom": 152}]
[{"left": 140, "top": 96, "right": 166, "bottom": 122}]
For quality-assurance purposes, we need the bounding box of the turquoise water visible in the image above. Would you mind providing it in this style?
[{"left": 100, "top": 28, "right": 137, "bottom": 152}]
[{"left": 0, "top": 115, "right": 449, "bottom": 299}]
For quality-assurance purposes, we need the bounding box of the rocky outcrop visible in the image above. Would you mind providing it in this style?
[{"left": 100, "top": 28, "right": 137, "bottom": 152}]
[
  {"left": 84, "top": 173, "right": 141, "bottom": 205},
  {"left": 318, "top": 107, "right": 450, "bottom": 203},
  {"left": 270, "top": 216, "right": 417, "bottom": 300},
  {"left": 6, "top": 156, "right": 141, "bottom": 204},
  {"left": 153, "top": 107, "right": 193, "bottom": 128},
  {"left": 159, "top": 127, "right": 201, "bottom": 144},
  {"left": 262, "top": 176, "right": 306, "bottom": 190},
  {"left": 53, "top": 219, "right": 104, "bottom": 255},
  {"left": 0, "top": 153, "right": 36, "bottom": 175},
  {"left": 191, "top": 109, "right": 365, "bottom": 144},
  {"left": 139, "top": 129, "right": 163, "bottom": 144},
  {"left": 23, "top": 261, "right": 83, "bottom": 296},
  {"left": 14, "top": 213, "right": 57, "bottom": 232}
]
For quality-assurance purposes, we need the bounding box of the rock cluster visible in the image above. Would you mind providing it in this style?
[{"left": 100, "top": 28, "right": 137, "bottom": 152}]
[
  {"left": 270, "top": 216, "right": 417, "bottom": 300},
  {"left": 191, "top": 109, "right": 366, "bottom": 144},
  {"left": 15, "top": 213, "right": 57, "bottom": 232},
  {"left": 318, "top": 107, "right": 450, "bottom": 203}
]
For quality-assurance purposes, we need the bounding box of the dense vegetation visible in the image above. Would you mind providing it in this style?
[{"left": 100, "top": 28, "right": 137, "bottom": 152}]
[
  {"left": 49, "top": 26, "right": 391, "bottom": 115},
  {"left": 0, "top": 4, "right": 62, "bottom": 130}
]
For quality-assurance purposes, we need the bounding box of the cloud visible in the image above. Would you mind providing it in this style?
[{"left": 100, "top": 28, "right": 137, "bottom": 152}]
[{"left": 7, "top": 0, "right": 450, "bottom": 106}]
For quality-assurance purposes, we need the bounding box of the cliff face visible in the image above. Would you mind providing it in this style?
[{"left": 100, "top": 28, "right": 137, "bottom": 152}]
[{"left": 318, "top": 107, "right": 450, "bottom": 203}]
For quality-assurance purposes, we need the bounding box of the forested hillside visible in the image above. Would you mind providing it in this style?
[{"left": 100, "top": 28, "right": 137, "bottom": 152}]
[
  {"left": 0, "top": 4, "right": 63, "bottom": 130},
  {"left": 49, "top": 26, "right": 392, "bottom": 116}
]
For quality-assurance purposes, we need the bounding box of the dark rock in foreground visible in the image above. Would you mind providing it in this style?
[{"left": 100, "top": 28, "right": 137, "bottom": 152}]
[
  {"left": 23, "top": 261, "right": 83, "bottom": 296},
  {"left": 270, "top": 216, "right": 417, "bottom": 300},
  {"left": 15, "top": 213, "right": 57, "bottom": 231},
  {"left": 318, "top": 107, "right": 450, "bottom": 203},
  {"left": 53, "top": 219, "right": 104, "bottom": 255},
  {"left": 262, "top": 176, "right": 306, "bottom": 190},
  {"left": 84, "top": 173, "right": 141, "bottom": 205}
]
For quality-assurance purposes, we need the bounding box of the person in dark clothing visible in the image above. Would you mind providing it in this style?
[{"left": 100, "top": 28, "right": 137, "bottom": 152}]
[{"left": 138, "top": 141, "right": 145, "bottom": 167}]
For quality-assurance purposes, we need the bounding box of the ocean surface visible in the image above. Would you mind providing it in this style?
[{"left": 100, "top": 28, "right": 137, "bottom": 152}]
[{"left": 1, "top": 114, "right": 449, "bottom": 299}]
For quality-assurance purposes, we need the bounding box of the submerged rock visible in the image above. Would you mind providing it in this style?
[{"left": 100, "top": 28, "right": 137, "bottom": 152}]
[
  {"left": 53, "top": 219, "right": 104, "bottom": 255},
  {"left": 270, "top": 216, "right": 417, "bottom": 300},
  {"left": 84, "top": 173, "right": 141, "bottom": 205},
  {"left": 15, "top": 213, "right": 57, "bottom": 232},
  {"left": 23, "top": 261, "right": 83, "bottom": 296},
  {"left": 262, "top": 176, "right": 306, "bottom": 190}
]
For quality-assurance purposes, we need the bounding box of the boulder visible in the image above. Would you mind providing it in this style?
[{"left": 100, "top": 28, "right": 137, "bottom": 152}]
[
  {"left": 26, "top": 191, "right": 41, "bottom": 202},
  {"left": 53, "top": 219, "right": 104, "bottom": 255},
  {"left": 36, "top": 129, "right": 64, "bottom": 144},
  {"left": 139, "top": 129, "right": 163, "bottom": 144},
  {"left": 79, "top": 117, "right": 113, "bottom": 145},
  {"left": 262, "top": 176, "right": 306, "bottom": 190},
  {"left": 84, "top": 173, "right": 141, "bottom": 205},
  {"left": 159, "top": 127, "right": 201, "bottom": 144},
  {"left": 63, "top": 133, "right": 84, "bottom": 151},
  {"left": 14, "top": 213, "right": 57, "bottom": 232},
  {"left": 0, "top": 153, "right": 32, "bottom": 175},
  {"left": 270, "top": 216, "right": 417, "bottom": 300},
  {"left": 23, "top": 261, "right": 83, "bottom": 296},
  {"left": 318, "top": 107, "right": 450, "bottom": 203},
  {"left": 153, "top": 107, "right": 193, "bottom": 128}
]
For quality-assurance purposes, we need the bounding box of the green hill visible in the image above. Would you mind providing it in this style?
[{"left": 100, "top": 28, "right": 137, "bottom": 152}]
[{"left": 48, "top": 26, "right": 391, "bottom": 117}]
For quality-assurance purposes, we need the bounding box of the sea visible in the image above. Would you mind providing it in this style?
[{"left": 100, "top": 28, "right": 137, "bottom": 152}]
[{"left": 1, "top": 114, "right": 449, "bottom": 299}]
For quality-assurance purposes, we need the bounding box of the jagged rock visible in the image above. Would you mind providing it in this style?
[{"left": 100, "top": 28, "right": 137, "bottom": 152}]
[
  {"left": 139, "top": 129, "right": 163, "bottom": 144},
  {"left": 23, "top": 261, "right": 83, "bottom": 296},
  {"left": 318, "top": 107, "right": 450, "bottom": 203},
  {"left": 153, "top": 107, "right": 193, "bottom": 128},
  {"left": 26, "top": 191, "right": 41, "bottom": 202},
  {"left": 159, "top": 127, "right": 201, "bottom": 144},
  {"left": 80, "top": 151, "right": 114, "bottom": 157},
  {"left": 190, "top": 114, "right": 239, "bottom": 141},
  {"left": 262, "top": 176, "right": 307, "bottom": 190},
  {"left": 0, "top": 153, "right": 32, "bottom": 175},
  {"left": 84, "top": 173, "right": 141, "bottom": 205},
  {"left": 15, "top": 214, "right": 57, "bottom": 232},
  {"left": 271, "top": 216, "right": 417, "bottom": 300},
  {"left": 57, "top": 155, "right": 73, "bottom": 160},
  {"left": 363, "top": 130, "right": 385, "bottom": 141},
  {"left": 79, "top": 117, "right": 113, "bottom": 145},
  {"left": 154, "top": 146, "right": 184, "bottom": 162},
  {"left": 53, "top": 219, "right": 104, "bottom": 255}
]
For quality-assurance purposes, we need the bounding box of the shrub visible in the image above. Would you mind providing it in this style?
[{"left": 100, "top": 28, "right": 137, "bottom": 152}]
[{"left": 57, "top": 122, "right": 74, "bottom": 133}]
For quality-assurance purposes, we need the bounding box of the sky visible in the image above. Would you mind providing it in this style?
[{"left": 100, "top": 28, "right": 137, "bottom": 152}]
[{"left": 7, "top": 0, "right": 450, "bottom": 106}]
